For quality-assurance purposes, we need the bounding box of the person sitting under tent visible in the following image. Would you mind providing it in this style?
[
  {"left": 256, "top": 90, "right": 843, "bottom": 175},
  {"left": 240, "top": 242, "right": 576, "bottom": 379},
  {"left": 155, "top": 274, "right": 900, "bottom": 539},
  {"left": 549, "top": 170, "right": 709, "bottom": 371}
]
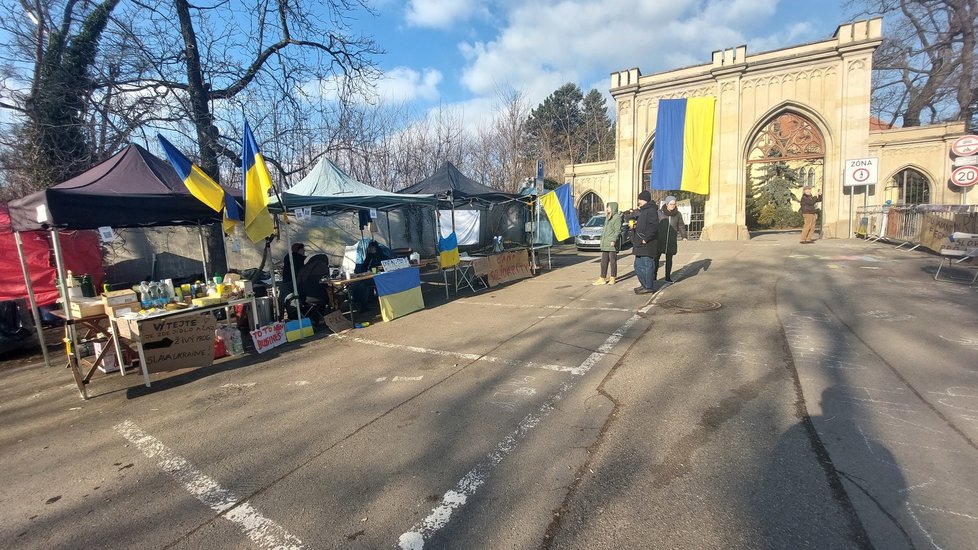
[{"left": 349, "top": 241, "right": 392, "bottom": 313}]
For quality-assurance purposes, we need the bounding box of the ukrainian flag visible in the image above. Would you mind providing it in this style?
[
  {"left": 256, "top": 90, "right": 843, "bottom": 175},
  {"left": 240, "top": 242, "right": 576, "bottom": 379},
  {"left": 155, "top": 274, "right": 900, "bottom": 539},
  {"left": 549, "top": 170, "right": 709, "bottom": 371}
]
[
  {"left": 242, "top": 121, "right": 275, "bottom": 243},
  {"left": 439, "top": 231, "right": 460, "bottom": 268},
  {"left": 539, "top": 183, "right": 581, "bottom": 242},
  {"left": 375, "top": 267, "right": 425, "bottom": 322},
  {"left": 158, "top": 134, "right": 242, "bottom": 233},
  {"left": 649, "top": 97, "right": 715, "bottom": 195}
]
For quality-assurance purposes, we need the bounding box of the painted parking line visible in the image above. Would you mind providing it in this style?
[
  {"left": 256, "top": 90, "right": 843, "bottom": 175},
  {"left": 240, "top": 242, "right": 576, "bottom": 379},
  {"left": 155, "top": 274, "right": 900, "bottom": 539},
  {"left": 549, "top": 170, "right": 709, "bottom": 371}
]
[
  {"left": 457, "top": 301, "right": 635, "bottom": 313},
  {"left": 114, "top": 420, "right": 303, "bottom": 550},
  {"left": 397, "top": 303, "right": 650, "bottom": 549},
  {"left": 335, "top": 335, "right": 587, "bottom": 375}
]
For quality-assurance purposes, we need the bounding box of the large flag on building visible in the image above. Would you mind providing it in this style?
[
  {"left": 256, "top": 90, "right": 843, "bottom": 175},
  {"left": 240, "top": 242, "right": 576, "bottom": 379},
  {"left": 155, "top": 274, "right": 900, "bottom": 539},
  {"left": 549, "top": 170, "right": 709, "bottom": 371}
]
[
  {"left": 157, "top": 134, "right": 242, "bottom": 233},
  {"left": 242, "top": 121, "right": 275, "bottom": 243},
  {"left": 539, "top": 183, "right": 581, "bottom": 242},
  {"left": 649, "top": 97, "right": 715, "bottom": 195},
  {"left": 438, "top": 231, "right": 460, "bottom": 268},
  {"left": 374, "top": 267, "right": 425, "bottom": 322}
]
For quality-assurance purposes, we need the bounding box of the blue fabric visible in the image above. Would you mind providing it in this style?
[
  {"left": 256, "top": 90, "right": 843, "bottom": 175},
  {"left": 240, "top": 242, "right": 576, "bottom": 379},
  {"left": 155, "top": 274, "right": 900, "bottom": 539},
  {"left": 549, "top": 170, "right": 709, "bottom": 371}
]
[
  {"left": 438, "top": 232, "right": 458, "bottom": 252},
  {"left": 634, "top": 255, "right": 657, "bottom": 290},
  {"left": 374, "top": 267, "right": 421, "bottom": 296},
  {"left": 649, "top": 99, "right": 687, "bottom": 190}
]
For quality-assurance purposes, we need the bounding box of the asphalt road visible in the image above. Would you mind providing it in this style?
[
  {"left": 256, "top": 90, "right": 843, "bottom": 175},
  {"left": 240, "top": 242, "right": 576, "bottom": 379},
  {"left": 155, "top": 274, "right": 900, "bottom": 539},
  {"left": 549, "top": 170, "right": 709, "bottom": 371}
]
[{"left": 1, "top": 234, "right": 976, "bottom": 549}]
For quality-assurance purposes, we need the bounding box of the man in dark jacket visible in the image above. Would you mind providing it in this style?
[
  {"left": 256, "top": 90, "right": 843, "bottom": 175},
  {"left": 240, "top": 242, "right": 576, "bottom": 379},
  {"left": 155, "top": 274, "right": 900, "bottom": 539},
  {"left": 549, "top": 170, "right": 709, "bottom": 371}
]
[
  {"left": 797, "top": 186, "right": 822, "bottom": 243},
  {"left": 630, "top": 190, "right": 659, "bottom": 294}
]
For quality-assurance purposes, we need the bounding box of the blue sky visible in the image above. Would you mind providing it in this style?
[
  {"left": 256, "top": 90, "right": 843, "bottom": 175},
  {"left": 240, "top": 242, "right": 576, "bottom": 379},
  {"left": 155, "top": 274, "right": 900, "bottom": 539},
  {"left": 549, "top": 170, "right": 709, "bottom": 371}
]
[{"left": 354, "top": 0, "right": 850, "bottom": 125}]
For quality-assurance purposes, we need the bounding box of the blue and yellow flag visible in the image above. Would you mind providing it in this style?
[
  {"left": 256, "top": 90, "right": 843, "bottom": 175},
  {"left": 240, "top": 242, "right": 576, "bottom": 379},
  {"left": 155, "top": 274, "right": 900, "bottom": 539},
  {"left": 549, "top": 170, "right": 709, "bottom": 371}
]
[
  {"left": 158, "top": 134, "right": 241, "bottom": 233},
  {"left": 242, "top": 121, "right": 275, "bottom": 243},
  {"left": 649, "top": 97, "right": 715, "bottom": 195},
  {"left": 539, "top": 183, "right": 581, "bottom": 242},
  {"left": 438, "top": 231, "right": 460, "bottom": 268},
  {"left": 374, "top": 267, "right": 424, "bottom": 322}
]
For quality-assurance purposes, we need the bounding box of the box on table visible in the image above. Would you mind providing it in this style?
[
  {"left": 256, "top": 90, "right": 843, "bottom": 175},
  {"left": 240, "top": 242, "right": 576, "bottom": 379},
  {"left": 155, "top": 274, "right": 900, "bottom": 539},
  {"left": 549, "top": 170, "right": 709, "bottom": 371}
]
[
  {"left": 192, "top": 296, "right": 223, "bottom": 307},
  {"left": 285, "top": 318, "right": 313, "bottom": 341},
  {"left": 233, "top": 280, "right": 254, "bottom": 296},
  {"left": 69, "top": 297, "right": 105, "bottom": 318},
  {"left": 102, "top": 289, "right": 138, "bottom": 306},
  {"left": 105, "top": 301, "right": 140, "bottom": 318}
]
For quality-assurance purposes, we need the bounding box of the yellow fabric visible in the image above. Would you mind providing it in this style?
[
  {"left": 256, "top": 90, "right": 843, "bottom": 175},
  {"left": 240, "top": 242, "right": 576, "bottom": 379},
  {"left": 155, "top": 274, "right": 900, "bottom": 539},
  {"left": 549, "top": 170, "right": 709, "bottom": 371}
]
[
  {"left": 540, "top": 192, "right": 571, "bottom": 241},
  {"left": 244, "top": 151, "right": 274, "bottom": 243},
  {"left": 440, "top": 248, "right": 459, "bottom": 268},
  {"left": 185, "top": 165, "right": 225, "bottom": 212},
  {"left": 680, "top": 96, "right": 715, "bottom": 195},
  {"left": 378, "top": 287, "right": 425, "bottom": 322}
]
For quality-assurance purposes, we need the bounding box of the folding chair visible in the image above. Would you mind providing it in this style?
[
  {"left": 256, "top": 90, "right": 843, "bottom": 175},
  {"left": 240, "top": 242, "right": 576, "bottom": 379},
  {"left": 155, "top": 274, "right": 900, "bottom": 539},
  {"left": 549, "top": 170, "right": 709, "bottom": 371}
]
[
  {"left": 455, "top": 254, "right": 488, "bottom": 293},
  {"left": 934, "top": 247, "right": 978, "bottom": 286}
]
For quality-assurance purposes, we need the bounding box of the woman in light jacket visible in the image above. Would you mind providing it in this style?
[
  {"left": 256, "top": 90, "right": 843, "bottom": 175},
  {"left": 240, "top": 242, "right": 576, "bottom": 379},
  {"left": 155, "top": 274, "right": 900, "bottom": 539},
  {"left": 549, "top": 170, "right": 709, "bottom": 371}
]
[
  {"left": 593, "top": 202, "right": 623, "bottom": 285},
  {"left": 656, "top": 196, "right": 687, "bottom": 282}
]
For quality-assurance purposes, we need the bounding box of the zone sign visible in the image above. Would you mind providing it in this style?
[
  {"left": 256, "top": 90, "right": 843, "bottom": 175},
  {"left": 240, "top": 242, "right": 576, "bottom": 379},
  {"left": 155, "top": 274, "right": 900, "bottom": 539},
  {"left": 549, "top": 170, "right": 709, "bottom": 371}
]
[{"left": 844, "top": 157, "right": 879, "bottom": 187}]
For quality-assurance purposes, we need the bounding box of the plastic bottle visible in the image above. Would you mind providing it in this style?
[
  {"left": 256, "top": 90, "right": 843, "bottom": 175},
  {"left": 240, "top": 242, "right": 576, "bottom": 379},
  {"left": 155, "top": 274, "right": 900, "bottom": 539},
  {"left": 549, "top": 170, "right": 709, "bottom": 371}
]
[{"left": 139, "top": 281, "right": 152, "bottom": 308}]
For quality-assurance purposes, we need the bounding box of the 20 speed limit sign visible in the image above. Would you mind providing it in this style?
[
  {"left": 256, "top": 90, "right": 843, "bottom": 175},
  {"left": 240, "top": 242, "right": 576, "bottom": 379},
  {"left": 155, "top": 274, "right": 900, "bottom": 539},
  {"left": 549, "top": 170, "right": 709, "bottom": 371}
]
[{"left": 951, "top": 165, "right": 978, "bottom": 187}]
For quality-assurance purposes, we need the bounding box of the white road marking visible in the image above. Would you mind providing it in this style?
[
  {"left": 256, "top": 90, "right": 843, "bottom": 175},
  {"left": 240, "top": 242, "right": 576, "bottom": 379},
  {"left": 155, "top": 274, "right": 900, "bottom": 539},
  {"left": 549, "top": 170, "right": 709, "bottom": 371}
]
[
  {"left": 458, "top": 300, "right": 635, "bottom": 313},
  {"left": 114, "top": 420, "right": 303, "bottom": 549},
  {"left": 397, "top": 309, "right": 646, "bottom": 549},
  {"left": 335, "top": 335, "right": 585, "bottom": 375}
]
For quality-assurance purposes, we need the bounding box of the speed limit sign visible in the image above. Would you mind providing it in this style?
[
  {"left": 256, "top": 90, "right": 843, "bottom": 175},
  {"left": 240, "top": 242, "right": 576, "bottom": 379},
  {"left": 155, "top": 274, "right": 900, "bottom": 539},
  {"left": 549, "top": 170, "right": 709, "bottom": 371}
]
[{"left": 951, "top": 165, "right": 978, "bottom": 187}]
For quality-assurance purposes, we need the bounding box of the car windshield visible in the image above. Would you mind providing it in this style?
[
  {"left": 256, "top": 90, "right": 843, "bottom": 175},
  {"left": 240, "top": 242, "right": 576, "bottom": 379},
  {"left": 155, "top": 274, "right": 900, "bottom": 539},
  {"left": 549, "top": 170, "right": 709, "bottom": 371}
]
[{"left": 584, "top": 215, "right": 605, "bottom": 228}]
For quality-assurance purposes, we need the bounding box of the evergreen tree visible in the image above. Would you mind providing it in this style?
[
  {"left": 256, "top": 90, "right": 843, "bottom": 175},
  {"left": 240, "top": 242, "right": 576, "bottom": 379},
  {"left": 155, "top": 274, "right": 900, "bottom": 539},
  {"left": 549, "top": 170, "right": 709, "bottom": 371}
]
[
  {"left": 581, "top": 89, "right": 615, "bottom": 162},
  {"left": 748, "top": 161, "right": 803, "bottom": 229}
]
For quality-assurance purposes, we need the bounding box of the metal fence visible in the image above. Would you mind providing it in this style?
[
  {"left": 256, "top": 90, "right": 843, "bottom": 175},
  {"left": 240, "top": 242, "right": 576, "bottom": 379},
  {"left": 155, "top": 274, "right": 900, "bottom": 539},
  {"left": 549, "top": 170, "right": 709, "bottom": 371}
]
[
  {"left": 854, "top": 204, "right": 978, "bottom": 250},
  {"left": 687, "top": 203, "right": 704, "bottom": 240}
]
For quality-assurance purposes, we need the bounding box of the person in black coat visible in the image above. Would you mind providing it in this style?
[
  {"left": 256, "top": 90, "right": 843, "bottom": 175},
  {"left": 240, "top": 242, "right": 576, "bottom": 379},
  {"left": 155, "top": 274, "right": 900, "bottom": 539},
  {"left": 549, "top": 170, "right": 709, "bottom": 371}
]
[
  {"left": 628, "top": 190, "right": 659, "bottom": 294},
  {"left": 656, "top": 195, "right": 688, "bottom": 282}
]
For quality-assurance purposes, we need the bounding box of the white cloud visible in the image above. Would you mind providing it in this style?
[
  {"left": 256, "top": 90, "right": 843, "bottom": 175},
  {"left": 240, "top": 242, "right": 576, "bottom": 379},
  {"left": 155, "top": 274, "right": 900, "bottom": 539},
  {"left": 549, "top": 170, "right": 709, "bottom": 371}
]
[
  {"left": 456, "top": 0, "right": 823, "bottom": 106},
  {"left": 376, "top": 67, "right": 443, "bottom": 102},
  {"left": 405, "top": 0, "right": 487, "bottom": 29}
]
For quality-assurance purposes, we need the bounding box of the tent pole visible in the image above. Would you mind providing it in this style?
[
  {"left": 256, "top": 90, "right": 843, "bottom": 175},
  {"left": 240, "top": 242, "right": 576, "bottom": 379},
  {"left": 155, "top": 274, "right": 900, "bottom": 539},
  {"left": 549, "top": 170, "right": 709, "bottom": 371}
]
[
  {"left": 270, "top": 219, "right": 279, "bottom": 320},
  {"left": 51, "top": 228, "right": 87, "bottom": 399},
  {"left": 14, "top": 231, "right": 51, "bottom": 368},
  {"left": 283, "top": 213, "right": 304, "bottom": 335},
  {"left": 197, "top": 224, "right": 209, "bottom": 278},
  {"left": 386, "top": 210, "right": 393, "bottom": 249}
]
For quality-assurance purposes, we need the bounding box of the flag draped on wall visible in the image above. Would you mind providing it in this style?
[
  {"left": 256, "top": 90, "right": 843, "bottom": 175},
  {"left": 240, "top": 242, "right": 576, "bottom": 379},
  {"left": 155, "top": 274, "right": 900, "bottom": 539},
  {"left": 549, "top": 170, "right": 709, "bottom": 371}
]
[
  {"left": 539, "top": 183, "right": 581, "bottom": 242},
  {"left": 242, "top": 121, "right": 275, "bottom": 243},
  {"left": 649, "top": 97, "right": 715, "bottom": 195},
  {"left": 158, "top": 134, "right": 242, "bottom": 233},
  {"left": 438, "top": 231, "right": 460, "bottom": 268},
  {"left": 374, "top": 267, "right": 425, "bottom": 322}
]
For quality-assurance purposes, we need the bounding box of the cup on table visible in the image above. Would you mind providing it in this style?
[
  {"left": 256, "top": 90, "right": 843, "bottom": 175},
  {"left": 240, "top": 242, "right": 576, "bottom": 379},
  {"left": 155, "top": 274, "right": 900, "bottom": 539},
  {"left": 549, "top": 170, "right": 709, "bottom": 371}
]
[{"left": 371, "top": 267, "right": 377, "bottom": 274}]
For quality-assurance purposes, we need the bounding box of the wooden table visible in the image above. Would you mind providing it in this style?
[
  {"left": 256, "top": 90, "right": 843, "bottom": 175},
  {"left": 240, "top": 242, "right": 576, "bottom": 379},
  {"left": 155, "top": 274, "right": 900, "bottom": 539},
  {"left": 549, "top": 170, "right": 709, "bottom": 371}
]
[
  {"left": 322, "top": 272, "right": 378, "bottom": 322},
  {"left": 49, "top": 310, "right": 119, "bottom": 399}
]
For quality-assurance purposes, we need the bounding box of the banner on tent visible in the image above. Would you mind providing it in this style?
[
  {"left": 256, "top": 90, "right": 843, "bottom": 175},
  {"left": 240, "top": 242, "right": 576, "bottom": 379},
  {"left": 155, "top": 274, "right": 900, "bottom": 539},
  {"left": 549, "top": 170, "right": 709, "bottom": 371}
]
[{"left": 439, "top": 209, "right": 480, "bottom": 245}]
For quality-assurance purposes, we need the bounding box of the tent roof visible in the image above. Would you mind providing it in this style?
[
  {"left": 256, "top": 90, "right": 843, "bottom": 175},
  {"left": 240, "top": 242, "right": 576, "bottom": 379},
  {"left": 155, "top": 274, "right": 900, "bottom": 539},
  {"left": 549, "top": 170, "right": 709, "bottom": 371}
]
[
  {"left": 7, "top": 143, "right": 229, "bottom": 231},
  {"left": 269, "top": 157, "right": 436, "bottom": 214},
  {"left": 398, "top": 161, "right": 520, "bottom": 205}
]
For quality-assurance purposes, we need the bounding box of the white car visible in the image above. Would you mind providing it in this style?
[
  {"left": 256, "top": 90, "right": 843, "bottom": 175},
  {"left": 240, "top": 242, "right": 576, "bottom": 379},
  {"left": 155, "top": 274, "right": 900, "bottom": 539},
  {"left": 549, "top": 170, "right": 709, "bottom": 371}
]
[{"left": 575, "top": 215, "right": 631, "bottom": 251}]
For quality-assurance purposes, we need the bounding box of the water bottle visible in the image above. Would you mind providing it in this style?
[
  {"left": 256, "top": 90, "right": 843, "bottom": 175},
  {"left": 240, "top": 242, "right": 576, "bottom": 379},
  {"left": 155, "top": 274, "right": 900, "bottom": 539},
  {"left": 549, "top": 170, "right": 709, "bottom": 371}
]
[{"left": 139, "top": 282, "right": 152, "bottom": 308}]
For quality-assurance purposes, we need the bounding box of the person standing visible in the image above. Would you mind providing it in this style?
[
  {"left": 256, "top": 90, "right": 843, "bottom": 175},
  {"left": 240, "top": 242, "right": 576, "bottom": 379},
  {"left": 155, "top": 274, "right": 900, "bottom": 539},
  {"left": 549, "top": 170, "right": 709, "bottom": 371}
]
[
  {"left": 798, "top": 186, "right": 822, "bottom": 243},
  {"left": 656, "top": 196, "right": 688, "bottom": 282},
  {"left": 630, "top": 190, "right": 659, "bottom": 294},
  {"left": 593, "top": 202, "right": 623, "bottom": 285}
]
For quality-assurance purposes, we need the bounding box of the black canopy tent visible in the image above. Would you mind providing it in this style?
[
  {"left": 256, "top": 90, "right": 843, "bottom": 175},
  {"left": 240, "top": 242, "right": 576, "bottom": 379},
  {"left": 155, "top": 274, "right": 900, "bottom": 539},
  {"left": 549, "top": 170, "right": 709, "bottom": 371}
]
[
  {"left": 397, "top": 161, "right": 530, "bottom": 249},
  {"left": 7, "top": 144, "right": 239, "bottom": 388}
]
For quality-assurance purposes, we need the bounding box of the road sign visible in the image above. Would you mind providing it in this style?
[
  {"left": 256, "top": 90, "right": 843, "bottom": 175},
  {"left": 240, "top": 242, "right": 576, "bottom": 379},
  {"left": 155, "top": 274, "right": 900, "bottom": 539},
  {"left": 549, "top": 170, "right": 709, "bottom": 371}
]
[
  {"left": 950, "top": 165, "right": 978, "bottom": 187},
  {"left": 953, "top": 155, "right": 978, "bottom": 167},
  {"left": 844, "top": 157, "right": 879, "bottom": 187},
  {"left": 535, "top": 159, "right": 544, "bottom": 194},
  {"left": 951, "top": 134, "right": 978, "bottom": 157}
]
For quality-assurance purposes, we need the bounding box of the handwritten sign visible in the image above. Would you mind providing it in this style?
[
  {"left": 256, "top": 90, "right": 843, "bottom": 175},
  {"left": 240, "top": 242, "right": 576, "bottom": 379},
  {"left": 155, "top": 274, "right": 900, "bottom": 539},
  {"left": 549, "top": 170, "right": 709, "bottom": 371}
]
[
  {"left": 381, "top": 257, "right": 411, "bottom": 272},
  {"left": 123, "top": 313, "right": 216, "bottom": 372},
  {"left": 919, "top": 213, "right": 955, "bottom": 253},
  {"left": 250, "top": 321, "right": 286, "bottom": 354},
  {"left": 487, "top": 250, "right": 532, "bottom": 287}
]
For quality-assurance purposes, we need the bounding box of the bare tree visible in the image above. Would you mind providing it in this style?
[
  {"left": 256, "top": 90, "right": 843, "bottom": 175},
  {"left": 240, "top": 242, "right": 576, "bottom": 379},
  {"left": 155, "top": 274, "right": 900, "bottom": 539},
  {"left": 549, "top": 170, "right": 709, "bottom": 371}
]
[
  {"left": 848, "top": 0, "right": 977, "bottom": 127},
  {"left": 471, "top": 88, "right": 532, "bottom": 193}
]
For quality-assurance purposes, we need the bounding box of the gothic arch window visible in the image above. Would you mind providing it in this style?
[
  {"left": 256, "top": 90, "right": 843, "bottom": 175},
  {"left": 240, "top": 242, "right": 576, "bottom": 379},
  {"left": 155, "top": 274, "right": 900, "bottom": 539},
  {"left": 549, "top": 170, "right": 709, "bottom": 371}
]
[
  {"left": 888, "top": 168, "right": 930, "bottom": 205},
  {"left": 577, "top": 192, "right": 604, "bottom": 223},
  {"left": 747, "top": 112, "right": 825, "bottom": 163}
]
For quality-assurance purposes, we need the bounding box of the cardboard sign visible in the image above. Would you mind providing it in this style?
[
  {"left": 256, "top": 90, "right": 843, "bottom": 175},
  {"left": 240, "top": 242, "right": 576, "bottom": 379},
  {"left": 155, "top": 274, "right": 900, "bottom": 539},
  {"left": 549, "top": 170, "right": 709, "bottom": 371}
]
[
  {"left": 323, "top": 310, "right": 354, "bottom": 334},
  {"left": 487, "top": 250, "right": 532, "bottom": 287},
  {"left": 128, "top": 313, "right": 216, "bottom": 372},
  {"left": 381, "top": 257, "right": 411, "bottom": 272},
  {"left": 250, "top": 321, "right": 286, "bottom": 353},
  {"left": 919, "top": 213, "right": 956, "bottom": 253}
]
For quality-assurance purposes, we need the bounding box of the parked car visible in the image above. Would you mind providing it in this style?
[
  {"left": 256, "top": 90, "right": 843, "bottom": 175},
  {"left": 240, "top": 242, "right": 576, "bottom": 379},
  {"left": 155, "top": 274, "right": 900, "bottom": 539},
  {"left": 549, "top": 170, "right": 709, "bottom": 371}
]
[{"left": 575, "top": 214, "right": 631, "bottom": 251}]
